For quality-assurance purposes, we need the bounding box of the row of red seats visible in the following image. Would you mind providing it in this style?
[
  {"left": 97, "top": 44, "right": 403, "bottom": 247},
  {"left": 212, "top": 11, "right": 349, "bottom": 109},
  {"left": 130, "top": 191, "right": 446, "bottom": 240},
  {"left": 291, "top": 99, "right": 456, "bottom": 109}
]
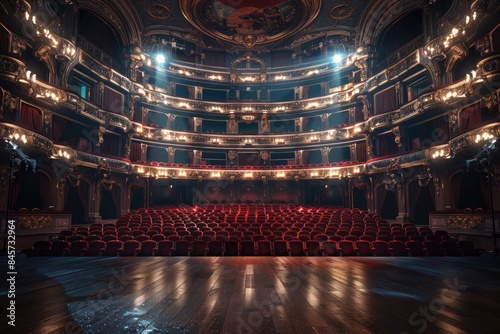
[{"left": 30, "top": 238, "right": 478, "bottom": 257}]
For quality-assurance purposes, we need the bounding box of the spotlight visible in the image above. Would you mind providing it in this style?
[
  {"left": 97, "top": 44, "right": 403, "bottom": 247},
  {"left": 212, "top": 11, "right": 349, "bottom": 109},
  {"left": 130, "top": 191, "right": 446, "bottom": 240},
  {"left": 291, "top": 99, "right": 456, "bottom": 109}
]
[
  {"left": 332, "top": 54, "right": 342, "bottom": 63},
  {"left": 156, "top": 54, "right": 165, "bottom": 64}
]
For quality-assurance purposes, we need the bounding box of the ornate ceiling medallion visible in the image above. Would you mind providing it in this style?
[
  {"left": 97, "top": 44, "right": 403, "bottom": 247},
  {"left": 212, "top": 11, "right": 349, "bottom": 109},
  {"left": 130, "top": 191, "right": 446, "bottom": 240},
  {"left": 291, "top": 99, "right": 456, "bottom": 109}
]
[
  {"left": 180, "top": 0, "right": 322, "bottom": 48},
  {"left": 329, "top": 4, "right": 354, "bottom": 20},
  {"left": 147, "top": 3, "right": 171, "bottom": 20}
]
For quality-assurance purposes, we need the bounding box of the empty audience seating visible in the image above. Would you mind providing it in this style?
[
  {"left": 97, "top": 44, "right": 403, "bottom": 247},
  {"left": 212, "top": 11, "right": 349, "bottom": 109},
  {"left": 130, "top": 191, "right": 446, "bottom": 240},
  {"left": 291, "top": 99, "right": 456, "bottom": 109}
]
[{"left": 30, "top": 204, "right": 481, "bottom": 257}]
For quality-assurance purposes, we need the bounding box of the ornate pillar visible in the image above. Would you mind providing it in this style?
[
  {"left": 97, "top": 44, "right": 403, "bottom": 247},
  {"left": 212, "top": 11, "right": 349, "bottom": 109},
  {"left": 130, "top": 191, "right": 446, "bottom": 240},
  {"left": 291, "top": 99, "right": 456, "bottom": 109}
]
[
  {"left": 140, "top": 143, "right": 147, "bottom": 161},
  {"left": 166, "top": 113, "right": 176, "bottom": 130},
  {"left": 258, "top": 114, "right": 270, "bottom": 134},
  {"left": 295, "top": 118, "right": 303, "bottom": 132},
  {"left": 193, "top": 150, "right": 202, "bottom": 165},
  {"left": 366, "top": 135, "right": 375, "bottom": 160},
  {"left": 259, "top": 151, "right": 269, "bottom": 166},
  {"left": 320, "top": 113, "right": 329, "bottom": 130},
  {"left": 320, "top": 147, "right": 331, "bottom": 164},
  {"left": 320, "top": 81, "right": 328, "bottom": 95},
  {"left": 350, "top": 144, "right": 356, "bottom": 162},
  {"left": 357, "top": 95, "right": 371, "bottom": 120},
  {"left": 227, "top": 113, "right": 237, "bottom": 134},
  {"left": 193, "top": 117, "right": 202, "bottom": 132},
  {"left": 167, "top": 147, "right": 176, "bottom": 163},
  {"left": 169, "top": 82, "right": 176, "bottom": 96},
  {"left": 295, "top": 150, "right": 303, "bottom": 165},
  {"left": 294, "top": 86, "right": 302, "bottom": 100},
  {"left": 392, "top": 126, "right": 405, "bottom": 152}
]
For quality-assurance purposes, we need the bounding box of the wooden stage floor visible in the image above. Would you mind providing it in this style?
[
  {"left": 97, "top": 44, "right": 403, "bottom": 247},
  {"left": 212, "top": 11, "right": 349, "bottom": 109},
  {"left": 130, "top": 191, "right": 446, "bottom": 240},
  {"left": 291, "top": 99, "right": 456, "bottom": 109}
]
[{"left": 2, "top": 255, "right": 500, "bottom": 334}]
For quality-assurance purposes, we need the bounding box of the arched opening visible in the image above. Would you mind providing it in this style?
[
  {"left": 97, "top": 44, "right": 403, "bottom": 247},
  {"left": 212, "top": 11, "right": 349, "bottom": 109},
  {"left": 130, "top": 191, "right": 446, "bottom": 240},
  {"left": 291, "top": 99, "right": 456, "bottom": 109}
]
[
  {"left": 408, "top": 180, "right": 436, "bottom": 225},
  {"left": 64, "top": 186, "right": 85, "bottom": 225},
  {"left": 77, "top": 10, "right": 122, "bottom": 69},
  {"left": 99, "top": 184, "right": 120, "bottom": 219},
  {"left": 130, "top": 187, "right": 145, "bottom": 210},
  {"left": 24, "top": 46, "right": 50, "bottom": 82},
  {"left": 377, "top": 9, "right": 423, "bottom": 64},
  {"left": 322, "top": 185, "right": 344, "bottom": 206},
  {"left": 456, "top": 172, "right": 489, "bottom": 210},
  {"left": 353, "top": 186, "right": 367, "bottom": 210},
  {"left": 377, "top": 185, "right": 398, "bottom": 219},
  {"left": 64, "top": 180, "right": 89, "bottom": 225},
  {"left": 12, "top": 171, "right": 46, "bottom": 211}
]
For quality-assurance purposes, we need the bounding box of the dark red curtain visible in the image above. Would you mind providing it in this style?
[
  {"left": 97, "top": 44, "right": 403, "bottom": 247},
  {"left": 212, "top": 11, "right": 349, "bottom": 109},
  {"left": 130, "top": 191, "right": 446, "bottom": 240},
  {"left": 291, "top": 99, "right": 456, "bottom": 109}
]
[
  {"left": 52, "top": 115, "right": 67, "bottom": 142},
  {"left": 110, "top": 185, "right": 121, "bottom": 215},
  {"left": 459, "top": 103, "right": 481, "bottom": 132},
  {"left": 377, "top": 133, "right": 398, "bottom": 157},
  {"left": 76, "top": 181, "right": 90, "bottom": 217},
  {"left": 20, "top": 103, "right": 43, "bottom": 131},
  {"left": 78, "top": 11, "right": 116, "bottom": 56},
  {"left": 101, "top": 133, "right": 120, "bottom": 156},
  {"left": 130, "top": 142, "right": 142, "bottom": 162},
  {"left": 480, "top": 179, "right": 491, "bottom": 210},
  {"left": 354, "top": 106, "right": 364, "bottom": 122},
  {"left": 492, "top": 25, "right": 500, "bottom": 52},
  {"left": 429, "top": 181, "right": 436, "bottom": 207},
  {"left": 39, "top": 173, "right": 50, "bottom": 210},
  {"left": 302, "top": 118, "right": 310, "bottom": 130},
  {"left": 450, "top": 173, "right": 462, "bottom": 209},
  {"left": 9, "top": 177, "right": 21, "bottom": 210},
  {"left": 302, "top": 86, "right": 310, "bottom": 99},
  {"left": 374, "top": 87, "right": 397, "bottom": 115},
  {"left": 432, "top": 116, "right": 450, "bottom": 143},
  {"left": 134, "top": 105, "right": 143, "bottom": 122},
  {"left": 408, "top": 180, "right": 422, "bottom": 220},
  {"left": 238, "top": 153, "right": 259, "bottom": 166},
  {"left": 102, "top": 87, "right": 123, "bottom": 113},
  {"left": 302, "top": 151, "right": 310, "bottom": 165},
  {"left": 187, "top": 86, "right": 195, "bottom": 99},
  {"left": 376, "top": 185, "right": 388, "bottom": 214},
  {"left": 356, "top": 142, "right": 367, "bottom": 162},
  {"left": 0, "top": 24, "right": 10, "bottom": 54}
]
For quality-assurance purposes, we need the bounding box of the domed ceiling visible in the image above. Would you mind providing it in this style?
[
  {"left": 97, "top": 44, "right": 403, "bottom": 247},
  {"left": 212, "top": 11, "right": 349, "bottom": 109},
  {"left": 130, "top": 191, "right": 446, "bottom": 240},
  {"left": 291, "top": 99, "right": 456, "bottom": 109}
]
[
  {"left": 179, "top": 0, "right": 322, "bottom": 48},
  {"left": 131, "top": 0, "right": 369, "bottom": 52}
]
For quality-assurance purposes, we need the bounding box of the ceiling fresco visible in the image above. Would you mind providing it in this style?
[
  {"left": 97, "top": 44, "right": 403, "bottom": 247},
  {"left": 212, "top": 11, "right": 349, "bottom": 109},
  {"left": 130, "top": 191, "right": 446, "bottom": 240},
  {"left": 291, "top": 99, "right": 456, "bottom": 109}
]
[
  {"left": 180, "top": 0, "right": 322, "bottom": 48},
  {"left": 111, "top": 0, "right": 373, "bottom": 52}
]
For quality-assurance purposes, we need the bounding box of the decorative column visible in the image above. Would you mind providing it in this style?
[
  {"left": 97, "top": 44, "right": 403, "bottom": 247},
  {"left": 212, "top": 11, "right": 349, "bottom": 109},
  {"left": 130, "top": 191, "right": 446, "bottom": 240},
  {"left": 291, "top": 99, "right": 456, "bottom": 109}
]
[
  {"left": 350, "top": 144, "right": 356, "bottom": 162},
  {"left": 227, "top": 113, "right": 237, "bottom": 134},
  {"left": 166, "top": 113, "right": 176, "bottom": 130},
  {"left": 320, "top": 113, "right": 329, "bottom": 130},
  {"left": 320, "top": 147, "right": 331, "bottom": 164},
  {"left": 167, "top": 147, "right": 176, "bottom": 163},
  {"left": 295, "top": 118, "right": 303, "bottom": 132},
  {"left": 140, "top": 143, "right": 147, "bottom": 161},
  {"left": 294, "top": 86, "right": 302, "bottom": 100},
  {"left": 259, "top": 114, "right": 270, "bottom": 134},
  {"left": 295, "top": 150, "right": 303, "bottom": 165},
  {"left": 193, "top": 117, "right": 202, "bottom": 132},
  {"left": 193, "top": 150, "right": 202, "bottom": 165}
]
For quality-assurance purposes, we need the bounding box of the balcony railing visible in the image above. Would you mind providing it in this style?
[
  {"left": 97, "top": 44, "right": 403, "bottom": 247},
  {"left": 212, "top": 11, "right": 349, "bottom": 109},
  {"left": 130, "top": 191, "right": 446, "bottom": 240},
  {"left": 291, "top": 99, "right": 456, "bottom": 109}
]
[
  {"left": 76, "top": 35, "right": 121, "bottom": 70},
  {"left": 374, "top": 35, "right": 424, "bottom": 73}
]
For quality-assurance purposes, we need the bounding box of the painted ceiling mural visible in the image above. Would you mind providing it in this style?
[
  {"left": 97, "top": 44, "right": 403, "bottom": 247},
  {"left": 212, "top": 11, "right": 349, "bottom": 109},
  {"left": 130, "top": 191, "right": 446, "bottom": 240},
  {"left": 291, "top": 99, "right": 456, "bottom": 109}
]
[{"left": 180, "top": 0, "right": 322, "bottom": 48}]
